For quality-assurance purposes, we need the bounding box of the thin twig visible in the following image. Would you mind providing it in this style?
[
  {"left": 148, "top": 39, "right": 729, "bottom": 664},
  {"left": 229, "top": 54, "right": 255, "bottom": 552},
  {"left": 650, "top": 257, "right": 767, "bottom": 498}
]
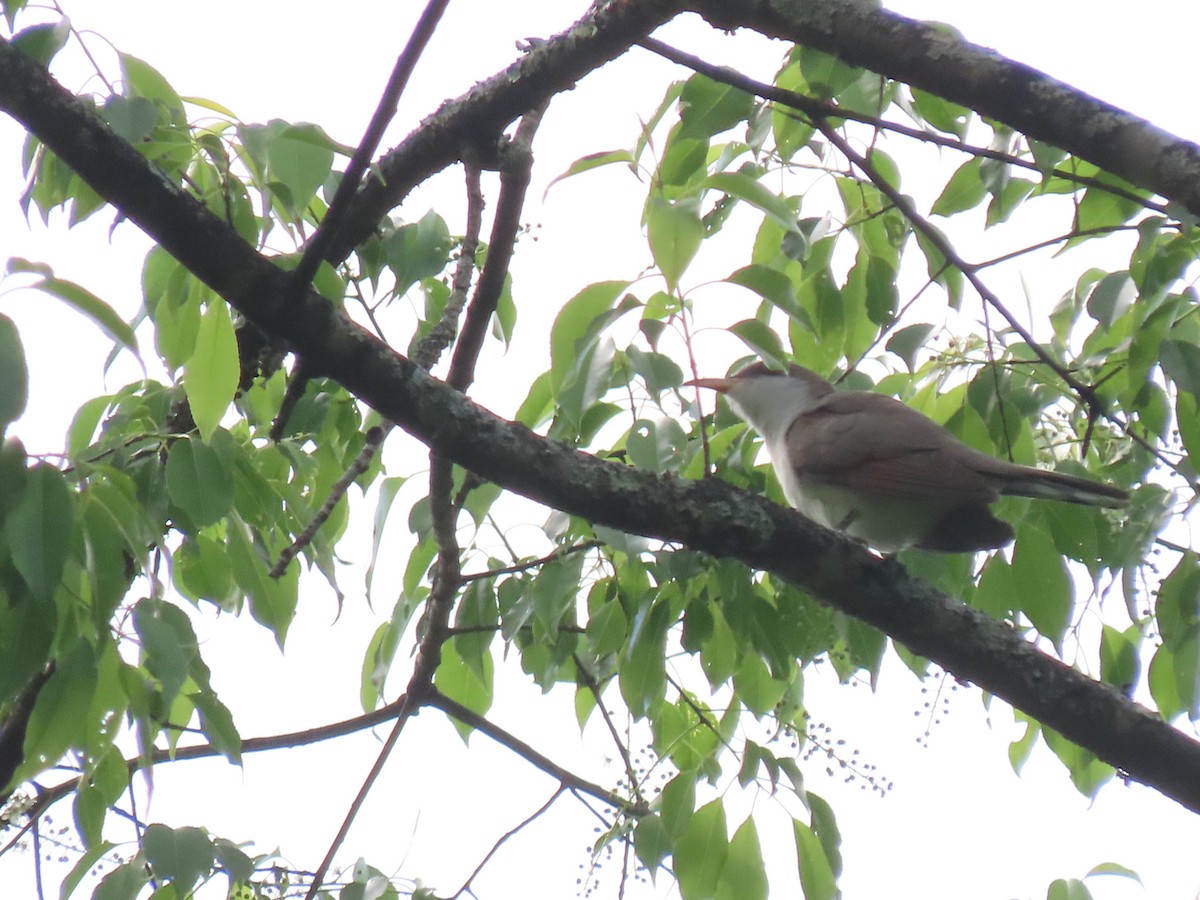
[
  {"left": 6, "top": 695, "right": 420, "bottom": 853},
  {"left": 459, "top": 539, "right": 602, "bottom": 583},
  {"left": 290, "top": 0, "right": 452, "bottom": 294},
  {"left": 269, "top": 425, "right": 386, "bottom": 578},
  {"left": 447, "top": 787, "right": 566, "bottom": 899},
  {"left": 302, "top": 704, "right": 420, "bottom": 900},
  {"left": 427, "top": 689, "right": 648, "bottom": 816},
  {"left": 269, "top": 357, "right": 311, "bottom": 443},
  {"left": 680, "top": 309, "right": 714, "bottom": 475},
  {"left": 31, "top": 817, "right": 43, "bottom": 900},
  {"left": 413, "top": 164, "right": 486, "bottom": 372},
  {"left": 573, "top": 654, "right": 642, "bottom": 805}
]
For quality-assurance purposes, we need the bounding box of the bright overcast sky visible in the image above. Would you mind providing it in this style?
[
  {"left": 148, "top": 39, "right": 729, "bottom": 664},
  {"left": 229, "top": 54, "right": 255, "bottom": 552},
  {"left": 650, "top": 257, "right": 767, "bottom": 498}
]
[{"left": 2, "top": 2, "right": 1199, "bottom": 899}]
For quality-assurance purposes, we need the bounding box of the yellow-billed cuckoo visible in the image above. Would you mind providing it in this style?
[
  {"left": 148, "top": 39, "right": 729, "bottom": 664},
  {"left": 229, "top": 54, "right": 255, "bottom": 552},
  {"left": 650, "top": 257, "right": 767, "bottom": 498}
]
[{"left": 688, "top": 363, "right": 1128, "bottom": 553}]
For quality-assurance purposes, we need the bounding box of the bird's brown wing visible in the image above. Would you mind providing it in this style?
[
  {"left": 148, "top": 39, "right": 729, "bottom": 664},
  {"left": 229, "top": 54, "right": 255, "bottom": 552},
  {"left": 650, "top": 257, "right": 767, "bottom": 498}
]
[{"left": 785, "top": 390, "right": 1001, "bottom": 505}]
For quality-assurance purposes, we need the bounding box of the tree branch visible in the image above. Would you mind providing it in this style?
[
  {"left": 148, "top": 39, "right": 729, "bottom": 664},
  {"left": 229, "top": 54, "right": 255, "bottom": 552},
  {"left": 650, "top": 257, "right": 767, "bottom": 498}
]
[
  {"left": 446, "top": 787, "right": 566, "bottom": 900},
  {"left": 687, "top": 0, "right": 1200, "bottom": 217},
  {"left": 427, "top": 690, "right": 646, "bottom": 816},
  {"left": 291, "top": 0, "right": 451, "bottom": 292}
]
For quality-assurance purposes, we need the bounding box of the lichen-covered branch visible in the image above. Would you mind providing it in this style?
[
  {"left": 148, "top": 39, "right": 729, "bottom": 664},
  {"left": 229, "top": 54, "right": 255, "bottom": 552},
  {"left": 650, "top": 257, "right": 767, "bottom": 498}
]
[{"left": 687, "top": 0, "right": 1200, "bottom": 216}]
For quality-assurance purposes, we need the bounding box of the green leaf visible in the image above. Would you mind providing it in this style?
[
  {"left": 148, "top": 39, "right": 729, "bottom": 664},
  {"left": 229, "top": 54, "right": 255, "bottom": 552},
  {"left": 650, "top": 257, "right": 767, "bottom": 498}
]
[
  {"left": 586, "top": 597, "right": 628, "bottom": 656},
  {"left": 102, "top": 94, "right": 158, "bottom": 144},
  {"left": 13, "top": 19, "right": 69, "bottom": 65},
  {"left": 807, "top": 793, "right": 843, "bottom": 877},
  {"left": 385, "top": 210, "right": 451, "bottom": 296},
  {"left": 175, "top": 533, "right": 236, "bottom": 606},
  {"left": 212, "top": 837, "right": 255, "bottom": 886},
  {"left": 266, "top": 122, "right": 336, "bottom": 214},
  {"left": 1009, "top": 713, "right": 1040, "bottom": 773},
  {"left": 678, "top": 74, "right": 754, "bottom": 140},
  {"left": 7, "top": 258, "right": 137, "bottom": 353},
  {"left": 1160, "top": 338, "right": 1200, "bottom": 398},
  {"left": 0, "top": 313, "right": 28, "bottom": 433},
  {"left": 659, "top": 772, "right": 695, "bottom": 839},
  {"left": 1098, "top": 624, "right": 1139, "bottom": 692},
  {"left": 885, "top": 323, "right": 935, "bottom": 371},
  {"left": 704, "top": 172, "right": 797, "bottom": 233},
  {"left": 192, "top": 688, "right": 242, "bottom": 764},
  {"left": 19, "top": 641, "right": 97, "bottom": 782},
  {"left": 93, "top": 858, "right": 150, "bottom": 900},
  {"left": 1076, "top": 183, "right": 1143, "bottom": 233},
  {"left": 1085, "top": 862, "right": 1142, "bottom": 884},
  {"left": 120, "top": 54, "right": 186, "bottom": 126},
  {"left": 1154, "top": 552, "right": 1200, "bottom": 652},
  {"left": 133, "top": 597, "right": 200, "bottom": 706},
  {"left": 656, "top": 138, "right": 708, "bottom": 190},
  {"left": 909, "top": 87, "right": 970, "bottom": 138},
  {"left": 626, "top": 418, "right": 687, "bottom": 473},
  {"left": 529, "top": 553, "right": 585, "bottom": 633},
  {"left": 647, "top": 195, "right": 703, "bottom": 292},
  {"left": 73, "top": 781, "right": 107, "bottom": 849},
  {"left": 59, "top": 840, "right": 116, "bottom": 900},
  {"left": 549, "top": 280, "right": 630, "bottom": 389},
  {"left": 931, "top": 158, "right": 987, "bottom": 217},
  {"left": 366, "top": 475, "right": 407, "bottom": 597},
  {"left": 544, "top": 149, "right": 635, "bottom": 198},
  {"left": 734, "top": 653, "right": 785, "bottom": 717},
  {"left": 5, "top": 463, "right": 74, "bottom": 603},
  {"left": 726, "top": 264, "right": 809, "bottom": 326},
  {"left": 674, "top": 799, "right": 728, "bottom": 900},
  {"left": 166, "top": 435, "right": 235, "bottom": 528},
  {"left": 714, "top": 817, "right": 767, "bottom": 900},
  {"left": 633, "top": 814, "right": 671, "bottom": 875},
  {"left": 184, "top": 300, "right": 238, "bottom": 440},
  {"left": 1012, "top": 524, "right": 1072, "bottom": 646},
  {"left": 619, "top": 597, "right": 670, "bottom": 719},
  {"left": 361, "top": 593, "right": 418, "bottom": 712},
  {"left": 1043, "top": 727, "right": 1114, "bottom": 798},
  {"left": 729, "top": 319, "right": 787, "bottom": 369},
  {"left": 1047, "top": 878, "right": 1093, "bottom": 900},
  {"left": 973, "top": 553, "right": 1016, "bottom": 620},
  {"left": 226, "top": 518, "right": 298, "bottom": 645},
  {"left": 1086, "top": 272, "right": 1136, "bottom": 330},
  {"left": 652, "top": 695, "right": 719, "bottom": 773},
  {"left": 143, "top": 823, "right": 214, "bottom": 898},
  {"left": 793, "top": 820, "right": 838, "bottom": 900},
  {"left": 1148, "top": 642, "right": 1184, "bottom": 720},
  {"left": 434, "top": 637, "right": 494, "bottom": 742}
]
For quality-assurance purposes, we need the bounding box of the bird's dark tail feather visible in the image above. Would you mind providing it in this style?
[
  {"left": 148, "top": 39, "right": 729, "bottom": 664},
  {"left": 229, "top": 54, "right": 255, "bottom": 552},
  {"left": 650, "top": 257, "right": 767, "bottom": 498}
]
[{"left": 998, "top": 467, "right": 1128, "bottom": 508}]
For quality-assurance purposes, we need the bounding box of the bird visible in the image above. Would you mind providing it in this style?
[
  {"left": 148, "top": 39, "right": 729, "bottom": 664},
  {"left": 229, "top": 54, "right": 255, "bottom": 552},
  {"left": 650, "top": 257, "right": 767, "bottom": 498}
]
[{"left": 687, "top": 362, "right": 1129, "bottom": 553}]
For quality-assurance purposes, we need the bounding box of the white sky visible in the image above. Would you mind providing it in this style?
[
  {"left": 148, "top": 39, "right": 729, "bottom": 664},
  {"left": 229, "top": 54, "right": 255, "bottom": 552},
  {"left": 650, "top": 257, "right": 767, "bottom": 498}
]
[{"left": 2, "top": 2, "right": 1199, "bottom": 899}]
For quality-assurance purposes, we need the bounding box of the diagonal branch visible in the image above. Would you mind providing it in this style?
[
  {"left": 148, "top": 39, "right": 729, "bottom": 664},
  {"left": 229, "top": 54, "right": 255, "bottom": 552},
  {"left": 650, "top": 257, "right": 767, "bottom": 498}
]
[
  {"left": 447, "top": 787, "right": 566, "bottom": 900},
  {"left": 302, "top": 708, "right": 417, "bottom": 900},
  {"left": 427, "top": 689, "right": 647, "bottom": 816},
  {"left": 446, "top": 102, "right": 546, "bottom": 392},
  {"left": 291, "top": 0, "right": 451, "bottom": 294}
]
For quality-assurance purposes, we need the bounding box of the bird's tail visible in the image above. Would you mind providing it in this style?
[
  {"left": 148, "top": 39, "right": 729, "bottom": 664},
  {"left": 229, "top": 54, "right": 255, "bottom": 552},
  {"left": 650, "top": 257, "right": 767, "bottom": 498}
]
[{"left": 997, "top": 466, "right": 1129, "bottom": 508}]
